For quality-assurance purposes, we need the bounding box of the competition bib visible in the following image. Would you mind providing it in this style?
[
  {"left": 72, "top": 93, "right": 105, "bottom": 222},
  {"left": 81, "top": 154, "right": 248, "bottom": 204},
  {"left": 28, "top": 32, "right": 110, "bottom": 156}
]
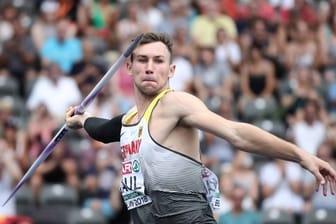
[
  {"left": 202, "top": 166, "right": 221, "bottom": 211},
  {"left": 120, "top": 159, "right": 152, "bottom": 210}
]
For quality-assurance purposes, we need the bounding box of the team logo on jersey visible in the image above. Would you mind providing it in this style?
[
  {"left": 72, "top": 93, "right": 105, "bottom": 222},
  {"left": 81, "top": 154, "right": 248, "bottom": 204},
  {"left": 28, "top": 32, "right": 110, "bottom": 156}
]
[
  {"left": 122, "top": 161, "right": 133, "bottom": 175},
  {"left": 122, "top": 160, "right": 140, "bottom": 174},
  {"left": 138, "top": 126, "right": 143, "bottom": 138},
  {"left": 132, "top": 160, "right": 140, "bottom": 173}
]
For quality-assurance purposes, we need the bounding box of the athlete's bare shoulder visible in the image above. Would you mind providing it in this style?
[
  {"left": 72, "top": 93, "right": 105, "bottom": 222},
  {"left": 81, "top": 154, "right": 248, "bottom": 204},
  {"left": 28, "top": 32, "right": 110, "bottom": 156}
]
[
  {"left": 161, "top": 90, "right": 203, "bottom": 106},
  {"left": 158, "top": 90, "right": 209, "bottom": 118}
]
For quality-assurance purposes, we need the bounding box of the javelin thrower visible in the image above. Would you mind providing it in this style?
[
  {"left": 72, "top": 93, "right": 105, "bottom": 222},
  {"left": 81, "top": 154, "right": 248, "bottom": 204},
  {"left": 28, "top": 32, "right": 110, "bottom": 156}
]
[{"left": 64, "top": 32, "right": 336, "bottom": 224}]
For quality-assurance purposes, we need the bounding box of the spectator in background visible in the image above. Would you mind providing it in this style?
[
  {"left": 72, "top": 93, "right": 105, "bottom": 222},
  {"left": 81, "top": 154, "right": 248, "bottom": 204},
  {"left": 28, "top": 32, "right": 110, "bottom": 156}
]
[
  {"left": 230, "top": 151, "right": 259, "bottom": 210},
  {"left": 86, "top": 86, "right": 121, "bottom": 121},
  {"left": 284, "top": 20, "right": 317, "bottom": 71},
  {"left": 191, "top": 0, "right": 237, "bottom": 47},
  {"left": 282, "top": 0, "right": 318, "bottom": 26},
  {"left": 214, "top": 164, "right": 234, "bottom": 220},
  {"left": 214, "top": 160, "right": 258, "bottom": 220},
  {"left": 193, "top": 45, "right": 232, "bottom": 104},
  {"left": 237, "top": 29, "right": 253, "bottom": 65},
  {"left": 25, "top": 103, "right": 58, "bottom": 167},
  {"left": 259, "top": 159, "right": 304, "bottom": 213},
  {"left": 0, "top": 65, "right": 19, "bottom": 98},
  {"left": 323, "top": 11, "right": 336, "bottom": 73},
  {"left": 169, "top": 54, "right": 193, "bottom": 92},
  {"left": 99, "top": 6, "right": 120, "bottom": 52},
  {"left": 69, "top": 38, "right": 106, "bottom": 97},
  {"left": 169, "top": 25, "right": 194, "bottom": 92},
  {"left": 0, "top": 119, "right": 23, "bottom": 216},
  {"left": 55, "top": 0, "right": 82, "bottom": 22},
  {"left": 240, "top": 43, "right": 276, "bottom": 101},
  {"left": 40, "top": 18, "right": 82, "bottom": 74},
  {"left": 249, "top": 17, "right": 287, "bottom": 81},
  {"left": 0, "top": 3, "right": 18, "bottom": 45},
  {"left": 326, "top": 119, "right": 336, "bottom": 158},
  {"left": 76, "top": 8, "right": 109, "bottom": 64},
  {"left": 315, "top": 1, "right": 333, "bottom": 71},
  {"left": 31, "top": 0, "right": 59, "bottom": 51},
  {"left": 215, "top": 28, "right": 242, "bottom": 73},
  {"left": 79, "top": 147, "right": 123, "bottom": 223},
  {"left": 218, "top": 0, "right": 238, "bottom": 20},
  {"left": 238, "top": 42, "right": 277, "bottom": 121},
  {"left": 138, "top": 0, "right": 163, "bottom": 31},
  {"left": 218, "top": 181, "right": 261, "bottom": 224},
  {"left": 0, "top": 97, "right": 15, "bottom": 132},
  {"left": 236, "top": 0, "right": 275, "bottom": 33},
  {"left": 26, "top": 63, "right": 81, "bottom": 121},
  {"left": 171, "top": 23, "right": 195, "bottom": 63},
  {"left": 157, "top": 0, "right": 194, "bottom": 38},
  {"left": 116, "top": 1, "right": 150, "bottom": 51},
  {"left": 110, "top": 63, "right": 136, "bottom": 113},
  {"left": 290, "top": 97, "right": 326, "bottom": 156},
  {"left": 0, "top": 117, "right": 26, "bottom": 167},
  {"left": 279, "top": 66, "right": 325, "bottom": 125},
  {"left": 1, "top": 19, "right": 39, "bottom": 98},
  {"left": 90, "top": 0, "right": 116, "bottom": 29},
  {"left": 30, "top": 135, "right": 79, "bottom": 202}
]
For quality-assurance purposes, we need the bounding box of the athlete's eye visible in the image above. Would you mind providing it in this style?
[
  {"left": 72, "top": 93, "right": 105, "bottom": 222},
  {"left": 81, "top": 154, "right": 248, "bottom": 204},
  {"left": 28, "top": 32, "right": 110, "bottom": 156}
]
[
  {"left": 137, "top": 58, "right": 147, "bottom": 63},
  {"left": 154, "top": 58, "right": 164, "bottom": 63}
]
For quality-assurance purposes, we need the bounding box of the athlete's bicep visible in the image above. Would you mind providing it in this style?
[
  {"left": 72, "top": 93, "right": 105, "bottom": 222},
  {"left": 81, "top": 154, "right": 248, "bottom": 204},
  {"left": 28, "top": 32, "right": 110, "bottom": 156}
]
[
  {"left": 175, "top": 93, "right": 239, "bottom": 141},
  {"left": 173, "top": 93, "right": 214, "bottom": 126},
  {"left": 84, "top": 114, "right": 124, "bottom": 143}
]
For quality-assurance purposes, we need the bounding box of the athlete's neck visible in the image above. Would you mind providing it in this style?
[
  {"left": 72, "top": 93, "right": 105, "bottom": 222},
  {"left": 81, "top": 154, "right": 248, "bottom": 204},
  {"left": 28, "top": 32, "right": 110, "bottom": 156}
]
[{"left": 134, "top": 87, "right": 169, "bottom": 120}]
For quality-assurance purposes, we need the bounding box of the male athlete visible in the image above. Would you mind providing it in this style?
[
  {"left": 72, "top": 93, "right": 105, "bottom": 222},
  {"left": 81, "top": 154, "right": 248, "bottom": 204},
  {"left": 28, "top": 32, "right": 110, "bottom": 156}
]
[{"left": 65, "top": 32, "right": 336, "bottom": 224}]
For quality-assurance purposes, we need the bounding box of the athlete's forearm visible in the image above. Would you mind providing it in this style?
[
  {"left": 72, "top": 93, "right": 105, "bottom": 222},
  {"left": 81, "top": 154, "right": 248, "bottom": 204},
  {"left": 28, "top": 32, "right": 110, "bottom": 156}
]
[
  {"left": 192, "top": 111, "right": 306, "bottom": 164},
  {"left": 232, "top": 122, "right": 305, "bottom": 163}
]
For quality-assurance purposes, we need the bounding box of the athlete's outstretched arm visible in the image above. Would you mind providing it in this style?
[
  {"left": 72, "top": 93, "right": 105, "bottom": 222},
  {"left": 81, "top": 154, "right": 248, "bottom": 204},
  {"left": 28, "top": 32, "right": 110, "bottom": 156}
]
[
  {"left": 65, "top": 106, "right": 123, "bottom": 143},
  {"left": 164, "top": 92, "right": 336, "bottom": 196}
]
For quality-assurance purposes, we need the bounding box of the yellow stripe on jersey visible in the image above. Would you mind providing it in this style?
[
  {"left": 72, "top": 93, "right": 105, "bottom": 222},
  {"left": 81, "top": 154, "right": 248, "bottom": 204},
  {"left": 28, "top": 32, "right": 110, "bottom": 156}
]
[
  {"left": 144, "top": 88, "right": 172, "bottom": 122},
  {"left": 122, "top": 88, "right": 172, "bottom": 125},
  {"left": 123, "top": 106, "right": 137, "bottom": 125}
]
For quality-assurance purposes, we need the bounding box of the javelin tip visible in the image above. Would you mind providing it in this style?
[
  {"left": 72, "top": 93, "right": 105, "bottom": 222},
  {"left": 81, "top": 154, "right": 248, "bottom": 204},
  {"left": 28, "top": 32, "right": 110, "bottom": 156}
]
[{"left": 2, "top": 180, "right": 24, "bottom": 207}]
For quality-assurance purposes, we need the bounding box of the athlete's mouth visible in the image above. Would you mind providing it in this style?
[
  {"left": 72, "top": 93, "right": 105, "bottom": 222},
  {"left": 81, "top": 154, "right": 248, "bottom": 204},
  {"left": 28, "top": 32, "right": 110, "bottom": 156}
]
[{"left": 143, "top": 78, "right": 156, "bottom": 82}]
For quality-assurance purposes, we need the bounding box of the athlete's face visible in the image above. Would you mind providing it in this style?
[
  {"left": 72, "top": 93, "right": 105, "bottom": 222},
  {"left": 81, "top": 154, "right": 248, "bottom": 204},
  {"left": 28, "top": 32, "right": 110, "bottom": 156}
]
[{"left": 127, "top": 42, "right": 175, "bottom": 96}]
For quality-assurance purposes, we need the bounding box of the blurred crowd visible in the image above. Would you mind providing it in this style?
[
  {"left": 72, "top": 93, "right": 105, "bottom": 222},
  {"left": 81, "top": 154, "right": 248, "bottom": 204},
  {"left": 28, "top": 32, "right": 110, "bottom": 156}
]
[{"left": 0, "top": 0, "right": 336, "bottom": 223}]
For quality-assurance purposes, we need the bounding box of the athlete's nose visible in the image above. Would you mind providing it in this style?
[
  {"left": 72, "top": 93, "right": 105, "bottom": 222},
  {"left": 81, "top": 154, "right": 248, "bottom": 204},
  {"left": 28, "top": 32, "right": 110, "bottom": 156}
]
[{"left": 145, "top": 60, "right": 154, "bottom": 74}]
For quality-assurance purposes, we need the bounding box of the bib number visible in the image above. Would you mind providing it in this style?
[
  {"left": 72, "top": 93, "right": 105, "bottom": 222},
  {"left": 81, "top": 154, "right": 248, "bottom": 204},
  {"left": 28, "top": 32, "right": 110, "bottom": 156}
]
[
  {"left": 120, "top": 160, "right": 152, "bottom": 210},
  {"left": 202, "top": 167, "right": 221, "bottom": 211}
]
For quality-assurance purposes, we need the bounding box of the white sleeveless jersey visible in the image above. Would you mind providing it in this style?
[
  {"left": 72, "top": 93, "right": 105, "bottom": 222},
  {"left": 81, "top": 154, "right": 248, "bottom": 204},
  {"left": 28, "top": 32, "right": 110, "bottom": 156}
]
[{"left": 119, "top": 89, "right": 206, "bottom": 210}]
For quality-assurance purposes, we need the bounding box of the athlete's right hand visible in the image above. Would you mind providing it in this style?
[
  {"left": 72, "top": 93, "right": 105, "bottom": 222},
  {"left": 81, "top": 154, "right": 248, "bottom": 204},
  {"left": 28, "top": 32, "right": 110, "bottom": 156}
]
[{"left": 65, "top": 106, "right": 92, "bottom": 129}]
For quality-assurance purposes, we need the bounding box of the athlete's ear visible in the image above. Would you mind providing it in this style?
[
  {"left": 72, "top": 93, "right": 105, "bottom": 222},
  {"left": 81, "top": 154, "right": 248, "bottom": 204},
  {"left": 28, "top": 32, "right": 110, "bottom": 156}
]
[
  {"left": 125, "top": 58, "right": 133, "bottom": 76},
  {"left": 168, "top": 64, "right": 176, "bottom": 79}
]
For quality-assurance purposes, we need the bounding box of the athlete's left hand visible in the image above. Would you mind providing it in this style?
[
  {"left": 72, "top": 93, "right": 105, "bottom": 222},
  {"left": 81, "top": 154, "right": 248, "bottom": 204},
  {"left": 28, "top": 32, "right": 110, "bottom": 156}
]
[{"left": 300, "top": 154, "right": 336, "bottom": 196}]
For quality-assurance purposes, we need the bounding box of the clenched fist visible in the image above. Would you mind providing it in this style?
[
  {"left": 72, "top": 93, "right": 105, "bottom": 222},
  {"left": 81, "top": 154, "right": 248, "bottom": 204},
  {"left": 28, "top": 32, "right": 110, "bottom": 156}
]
[{"left": 65, "top": 106, "right": 92, "bottom": 129}]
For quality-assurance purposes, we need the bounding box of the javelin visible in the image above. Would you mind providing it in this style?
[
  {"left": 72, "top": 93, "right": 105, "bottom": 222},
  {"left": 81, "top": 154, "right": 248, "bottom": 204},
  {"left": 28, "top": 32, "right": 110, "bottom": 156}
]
[{"left": 2, "top": 33, "right": 144, "bottom": 206}]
